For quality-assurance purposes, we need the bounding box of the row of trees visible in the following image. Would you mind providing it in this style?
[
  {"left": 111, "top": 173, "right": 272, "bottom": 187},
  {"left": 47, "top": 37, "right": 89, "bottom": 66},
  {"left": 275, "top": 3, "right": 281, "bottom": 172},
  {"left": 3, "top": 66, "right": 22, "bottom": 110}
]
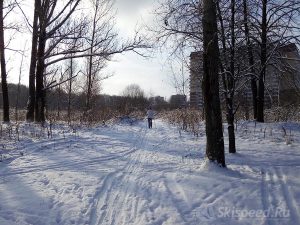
[
  {"left": 154, "top": 0, "right": 300, "bottom": 165},
  {"left": 1, "top": 82, "right": 172, "bottom": 120},
  {"left": 0, "top": 0, "right": 147, "bottom": 123}
]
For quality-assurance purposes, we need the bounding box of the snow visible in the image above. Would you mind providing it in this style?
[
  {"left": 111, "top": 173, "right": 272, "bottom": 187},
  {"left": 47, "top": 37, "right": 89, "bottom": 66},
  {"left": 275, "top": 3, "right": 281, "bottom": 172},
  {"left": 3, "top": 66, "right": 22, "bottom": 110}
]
[{"left": 0, "top": 119, "right": 300, "bottom": 225}]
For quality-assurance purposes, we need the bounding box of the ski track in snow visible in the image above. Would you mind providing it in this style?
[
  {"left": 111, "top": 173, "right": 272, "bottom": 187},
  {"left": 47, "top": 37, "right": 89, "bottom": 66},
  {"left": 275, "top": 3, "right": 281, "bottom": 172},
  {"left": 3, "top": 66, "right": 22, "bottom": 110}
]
[
  {"left": 89, "top": 127, "right": 148, "bottom": 225},
  {"left": 0, "top": 120, "right": 300, "bottom": 225},
  {"left": 261, "top": 166, "right": 300, "bottom": 225}
]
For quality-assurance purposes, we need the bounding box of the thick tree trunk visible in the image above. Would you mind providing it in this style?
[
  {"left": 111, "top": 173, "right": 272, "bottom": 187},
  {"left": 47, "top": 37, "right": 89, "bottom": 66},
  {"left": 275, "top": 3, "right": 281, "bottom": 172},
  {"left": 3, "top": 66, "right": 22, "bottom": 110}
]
[
  {"left": 257, "top": 0, "right": 267, "bottom": 122},
  {"left": 35, "top": 31, "right": 46, "bottom": 122},
  {"left": 201, "top": 0, "right": 225, "bottom": 166},
  {"left": 0, "top": 0, "right": 9, "bottom": 122},
  {"left": 26, "top": 0, "right": 40, "bottom": 122},
  {"left": 243, "top": 0, "right": 257, "bottom": 120}
]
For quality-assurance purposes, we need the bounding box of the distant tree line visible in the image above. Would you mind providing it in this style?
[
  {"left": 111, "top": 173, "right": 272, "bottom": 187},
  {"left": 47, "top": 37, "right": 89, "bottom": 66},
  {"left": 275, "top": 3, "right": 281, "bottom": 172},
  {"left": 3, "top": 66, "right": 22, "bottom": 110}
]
[{"left": 0, "top": 83, "right": 183, "bottom": 118}]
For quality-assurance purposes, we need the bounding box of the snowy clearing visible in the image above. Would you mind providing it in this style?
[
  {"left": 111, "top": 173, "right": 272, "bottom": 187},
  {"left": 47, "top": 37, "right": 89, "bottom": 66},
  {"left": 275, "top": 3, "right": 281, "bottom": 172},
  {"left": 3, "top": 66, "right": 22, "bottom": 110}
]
[{"left": 0, "top": 119, "right": 300, "bottom": 225}]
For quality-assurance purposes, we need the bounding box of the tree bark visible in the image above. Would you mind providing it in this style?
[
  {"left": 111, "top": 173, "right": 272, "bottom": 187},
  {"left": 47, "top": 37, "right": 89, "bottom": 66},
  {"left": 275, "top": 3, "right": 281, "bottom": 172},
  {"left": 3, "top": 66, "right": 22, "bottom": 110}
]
[
  {"left": 227, "top": 0, "right": 236, "bottom": 153},
  {"left": 67, "top": 58, "right": 73, "bottom": 123},
  {"left": 26, "top": 0, "right": 40, "bottom": 122},
  {"left": 201, "top": 0, "right": 225, "bottom": 166},
  {"left": 57, "top": 84, "right": 61, "bottom": 119},
  {"left": 0, "top": 0, "right": 9, "bottom": 122},
  {"left": 217, "top": 1, "right": 236, "bottom": 154},
  {"left": 35, "top": 31, "right": 46, "bottom": 122},
  {"left": 86, "top": 54, "right": 93, "bottom": 111},
  {"left": 243, "top": 0, "right": 257, "bottom": 120},
  {"left": 257, "top": 0, "right": 267, "bottom": 122},
  {"left": 227, "top": 97, "right": 236, "bottom": 152}
]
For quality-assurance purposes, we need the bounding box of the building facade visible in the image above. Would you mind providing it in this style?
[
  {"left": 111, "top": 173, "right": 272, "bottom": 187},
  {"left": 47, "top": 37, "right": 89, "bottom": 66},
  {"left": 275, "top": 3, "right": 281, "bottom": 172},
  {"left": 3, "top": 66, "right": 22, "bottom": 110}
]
[
  {"left": 189, "top": 52, "right": 203, "bottom": 109},
  {"left": 169, "top": 94, "right": 187, "bottom": 109},
  {"left": 189, "top": 43, "right": 300, "bottom": 109}
]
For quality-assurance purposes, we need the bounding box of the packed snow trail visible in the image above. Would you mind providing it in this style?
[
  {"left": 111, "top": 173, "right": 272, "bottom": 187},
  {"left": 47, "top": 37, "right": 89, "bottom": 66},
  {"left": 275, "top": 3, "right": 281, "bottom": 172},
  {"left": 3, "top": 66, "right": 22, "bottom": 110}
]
[{"left": 0, "top": 119, "right": 300, "bottom": 225}]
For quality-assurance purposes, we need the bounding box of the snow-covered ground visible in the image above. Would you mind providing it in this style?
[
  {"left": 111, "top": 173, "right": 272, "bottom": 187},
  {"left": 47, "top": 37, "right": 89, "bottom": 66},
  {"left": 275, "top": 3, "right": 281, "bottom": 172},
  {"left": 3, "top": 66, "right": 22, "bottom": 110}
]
[{"left": 0, "top": 119, "right": 300, "bottom": 225}]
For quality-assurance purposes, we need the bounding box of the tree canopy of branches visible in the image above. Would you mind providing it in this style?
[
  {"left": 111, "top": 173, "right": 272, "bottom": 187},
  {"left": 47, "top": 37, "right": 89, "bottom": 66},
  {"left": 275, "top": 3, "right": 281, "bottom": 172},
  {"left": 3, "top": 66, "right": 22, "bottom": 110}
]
[
  {"left": 121, "top": 84, "right": 148, "bottom": 112},
  {"left": 153, "top": 0, "right": 300, "bottom": 156},
  {"left": 17, "top": 0, "right": 148, "bottom": 123}
]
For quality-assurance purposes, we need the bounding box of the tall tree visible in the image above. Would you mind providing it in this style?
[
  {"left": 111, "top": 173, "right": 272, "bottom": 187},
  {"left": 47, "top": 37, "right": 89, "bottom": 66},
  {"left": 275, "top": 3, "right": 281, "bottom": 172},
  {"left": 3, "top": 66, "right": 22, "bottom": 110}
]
[
  {"left": 15, "top": 44, "right": 26, "bottom": 121},
  {"left": 201, "top": 0, "right": 225, "bottom": 166},
  {"left": 256, "top": 0, "right": 268, "bottom": 122},
  {"left": 35, "top": 0, "right": 81, "bottom": 122},
  {"left": 84, "top": 0, "right": 112, "bottom": 111},
  {"left": 242, "top": 0, "right": 257, "bottom": 120},
  {"left": 67, "top": 58, "right": 75, "bottom": 123},
  {"left": 216, "top": 0, "right": 237, "bottom": 154},
  {"left": 0, "top": 0, "right": 9, "bottom": 122},
  {"left": 227, "top": 0, "right": 236, "bottom": 153},
  {"left": 26, "top": 0, "right": 40, "bottom": 122}
]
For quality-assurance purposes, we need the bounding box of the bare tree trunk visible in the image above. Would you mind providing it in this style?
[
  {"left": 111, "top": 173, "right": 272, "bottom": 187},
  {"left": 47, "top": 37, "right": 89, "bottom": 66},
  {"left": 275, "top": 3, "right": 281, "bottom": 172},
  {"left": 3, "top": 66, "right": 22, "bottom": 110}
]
[
  {"left": 67, "top": 58, "right": 73, "bottom": 123},
  {"left": 201, "top": 0, "right": 225, "bottom": 166},
  {"left": 26, "top": 0, "right": 40, "bottom": 122},
  {"left": 227, "top": 0, "right": 236, "bottom": 153},
  {"left": 15, "top": 46, "right": 25, "bottom": 121},
  {"left": 85, "top": 1, "right": 98, "bottom": 112},
  {"left": 57, "top": 85, "right": 61, "bottom": 119},
  {"left": 257, "top": 0, "right": 267, "bottom": 122},
  {"left": 243, "top": 0, "right": 257, "bottom": 120},
  {"left": 0, "top": 0, "right": 9, "bottom": 122},
  {"left": 15, "top": 74, "right": 21, "bottom": 121},
  {"left": 86, "top": 54, "right": 93, "bottom": 111},
  {"left": 35, "top": 31, "right": 46, "bottom": 122},
  {"left": 217, "top": 0, "right": 236, "bottom": 154}
]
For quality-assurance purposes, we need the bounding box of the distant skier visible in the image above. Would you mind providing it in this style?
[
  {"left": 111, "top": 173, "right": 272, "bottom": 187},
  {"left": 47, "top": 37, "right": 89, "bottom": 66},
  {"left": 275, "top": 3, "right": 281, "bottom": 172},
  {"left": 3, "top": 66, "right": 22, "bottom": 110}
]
[{"left": 146, "top": 107, "right": 154, "bottom": 129}]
